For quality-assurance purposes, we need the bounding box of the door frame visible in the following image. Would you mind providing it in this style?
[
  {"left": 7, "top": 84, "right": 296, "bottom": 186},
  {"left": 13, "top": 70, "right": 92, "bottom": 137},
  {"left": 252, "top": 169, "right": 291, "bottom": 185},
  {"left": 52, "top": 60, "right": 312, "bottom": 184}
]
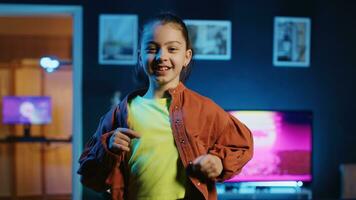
[{"left": 0, "top": 4, "right": 83, "bottom": 200}]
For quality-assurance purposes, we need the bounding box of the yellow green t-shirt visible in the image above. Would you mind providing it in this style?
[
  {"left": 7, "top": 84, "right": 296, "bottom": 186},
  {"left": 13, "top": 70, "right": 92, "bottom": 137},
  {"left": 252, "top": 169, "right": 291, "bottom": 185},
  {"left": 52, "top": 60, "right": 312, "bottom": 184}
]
[{"left": 126, "top": 95, "right": 186, "bottom": 200}]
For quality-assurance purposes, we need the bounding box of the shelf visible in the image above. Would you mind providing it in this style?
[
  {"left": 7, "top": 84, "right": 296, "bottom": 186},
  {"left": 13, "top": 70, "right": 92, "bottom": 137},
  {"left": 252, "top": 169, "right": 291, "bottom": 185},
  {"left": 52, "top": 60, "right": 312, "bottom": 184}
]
[{"left": 0, "top": 136, "right": 72, "bottom": 143}]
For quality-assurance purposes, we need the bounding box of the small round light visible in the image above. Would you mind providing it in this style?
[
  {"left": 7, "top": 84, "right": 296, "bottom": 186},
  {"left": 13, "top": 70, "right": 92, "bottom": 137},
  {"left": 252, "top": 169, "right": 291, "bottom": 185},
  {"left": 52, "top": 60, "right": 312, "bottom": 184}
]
[
  {"left": 297, "top": 181, "right": 303, "bottom": 187},
  {"left": 40, "top": 56, "right": 60, "bottom": 73}
]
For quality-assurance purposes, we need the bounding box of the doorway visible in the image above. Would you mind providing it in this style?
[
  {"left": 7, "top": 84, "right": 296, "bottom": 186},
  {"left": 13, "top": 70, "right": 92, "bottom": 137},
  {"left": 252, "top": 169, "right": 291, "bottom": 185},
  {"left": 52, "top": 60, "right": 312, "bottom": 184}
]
[{"left": 0, "top": 4, "right": 82, "bottom": 200}]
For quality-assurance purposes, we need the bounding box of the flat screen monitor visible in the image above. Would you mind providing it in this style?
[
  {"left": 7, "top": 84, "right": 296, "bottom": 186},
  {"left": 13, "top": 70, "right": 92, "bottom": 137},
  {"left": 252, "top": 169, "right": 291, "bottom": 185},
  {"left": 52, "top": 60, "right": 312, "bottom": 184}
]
[
  {"left": 227, "top": 110, "right": 312, "bottom": 183},
  {"left": 2, "top": 96, "right": 52, "bottom": 125}
]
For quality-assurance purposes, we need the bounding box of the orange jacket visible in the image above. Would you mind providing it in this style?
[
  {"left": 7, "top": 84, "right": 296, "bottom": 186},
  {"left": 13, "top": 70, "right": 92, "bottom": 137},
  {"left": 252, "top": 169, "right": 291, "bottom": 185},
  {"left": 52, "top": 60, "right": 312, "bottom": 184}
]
[{"left": 78, "top": 83, "right": 253, "bottom": 200}]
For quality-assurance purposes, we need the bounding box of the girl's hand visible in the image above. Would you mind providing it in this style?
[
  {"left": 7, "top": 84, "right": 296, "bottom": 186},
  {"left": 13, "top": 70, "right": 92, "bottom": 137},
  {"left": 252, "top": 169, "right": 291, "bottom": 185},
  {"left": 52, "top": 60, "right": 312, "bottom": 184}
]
[
  {"left": 192, "top": 154, "right": 223, "bottom": 180},
  {"left": 108, "top": 128, "right": 140, "bottom": 154}
]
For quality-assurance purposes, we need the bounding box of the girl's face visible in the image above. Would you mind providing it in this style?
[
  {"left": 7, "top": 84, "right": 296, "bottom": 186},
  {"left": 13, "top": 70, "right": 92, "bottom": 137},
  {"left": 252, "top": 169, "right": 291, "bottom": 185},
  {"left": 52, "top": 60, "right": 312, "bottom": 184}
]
[{"left": 139, "top": 22, "right": 192, "bottom": 88}]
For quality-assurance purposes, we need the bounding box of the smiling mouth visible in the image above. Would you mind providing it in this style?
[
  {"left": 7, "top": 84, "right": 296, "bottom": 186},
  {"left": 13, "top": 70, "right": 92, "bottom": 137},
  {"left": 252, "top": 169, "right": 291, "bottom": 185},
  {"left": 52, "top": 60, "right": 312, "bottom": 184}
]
[{"left": 154, "top": 65, "right": 172, "bottom": 72}]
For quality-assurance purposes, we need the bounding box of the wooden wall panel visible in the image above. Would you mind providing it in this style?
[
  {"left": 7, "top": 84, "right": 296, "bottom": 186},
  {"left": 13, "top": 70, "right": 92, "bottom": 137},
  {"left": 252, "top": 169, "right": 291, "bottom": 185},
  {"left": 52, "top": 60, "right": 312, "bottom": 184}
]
[
  {"left": 44, "top": 145, "right": 72, "bottom": 194},
  {"left": 0, "top": 143, "right": 11, "bottom": 197},
  {"left": 0, "top": 63, "right": 12, "bottom": 197},
  {"left": 43, "top": 69, "right": 72, "bottom": 195},
  {"left": 14, "top": 64, "right": 43, "bottom": 196},
  {"left": 44, "top": 70, "right": 72, "bottom": 138},
  {"left": 0, "top": 16, "right": 72, "bottom": 63},
  {"left": 14, "top": 66, "right": 42, "bottom": 136},
  {"left": 0, "top": 35, "right": 72, "bottom": 63},
  {"left": 15, "top": 144, "right": 42, "bottom": 196},
  {"left": 0, "top": 66, "right": 12, "bottom": 197},
  {"left": 0, "top": 66, "right": 11, "bottom": 137},
  {"left": 0, "top": 16, "right": 72, "bottom": 37}
]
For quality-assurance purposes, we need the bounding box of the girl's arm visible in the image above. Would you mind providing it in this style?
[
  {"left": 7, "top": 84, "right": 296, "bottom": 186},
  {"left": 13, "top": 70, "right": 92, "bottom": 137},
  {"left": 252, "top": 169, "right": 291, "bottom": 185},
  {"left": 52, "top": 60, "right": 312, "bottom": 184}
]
[
  {"left": 77, "top": 107, "right": 124, "bottom": 191},
  {"left": 208, "top": 113, "right": 254, "bottom": 181}
]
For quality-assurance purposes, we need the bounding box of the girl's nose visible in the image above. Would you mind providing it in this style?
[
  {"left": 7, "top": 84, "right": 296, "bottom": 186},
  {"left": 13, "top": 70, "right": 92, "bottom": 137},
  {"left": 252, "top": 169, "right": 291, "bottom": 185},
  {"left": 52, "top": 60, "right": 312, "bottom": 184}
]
[{"left": 156, "top": 49, "right": 168, "bottom": 61}]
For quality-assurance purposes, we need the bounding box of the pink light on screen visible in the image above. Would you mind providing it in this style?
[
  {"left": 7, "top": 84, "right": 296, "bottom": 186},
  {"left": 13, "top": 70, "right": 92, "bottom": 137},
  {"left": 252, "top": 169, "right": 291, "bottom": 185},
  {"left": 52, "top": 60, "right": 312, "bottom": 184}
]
[
  {"left": 228, "top": 111, "right": 312, "bottom": 182},
  {"left": 230, "top": 111, "right": 278, "bottom": 149}
]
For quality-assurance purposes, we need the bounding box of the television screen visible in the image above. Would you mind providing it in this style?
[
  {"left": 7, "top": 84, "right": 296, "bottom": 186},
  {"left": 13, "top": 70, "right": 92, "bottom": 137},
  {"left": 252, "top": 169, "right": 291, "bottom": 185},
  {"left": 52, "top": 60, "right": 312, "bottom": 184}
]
[
  {"left": 2, "top": 96, "right": 52, "bottom": 125},
  {"left": 227, "top": 110, "right": 312, "bottom": 182}
]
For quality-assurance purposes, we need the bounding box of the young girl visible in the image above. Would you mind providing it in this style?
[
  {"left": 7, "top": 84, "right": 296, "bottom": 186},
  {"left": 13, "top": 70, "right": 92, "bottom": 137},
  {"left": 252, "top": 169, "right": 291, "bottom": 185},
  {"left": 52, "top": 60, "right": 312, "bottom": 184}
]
[{"left": 78, "top": 13, "right": 253, "bottom": 200}]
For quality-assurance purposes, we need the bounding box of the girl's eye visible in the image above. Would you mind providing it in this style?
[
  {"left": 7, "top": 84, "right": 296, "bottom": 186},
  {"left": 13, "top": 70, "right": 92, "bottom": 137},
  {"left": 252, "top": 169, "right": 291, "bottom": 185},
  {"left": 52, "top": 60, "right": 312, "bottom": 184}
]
[
  {"left": 145, "top": 47, "right": 157, "bottom": 53},
  {"left": 168, "top": 47, "right": 178, "bottom": 52}
]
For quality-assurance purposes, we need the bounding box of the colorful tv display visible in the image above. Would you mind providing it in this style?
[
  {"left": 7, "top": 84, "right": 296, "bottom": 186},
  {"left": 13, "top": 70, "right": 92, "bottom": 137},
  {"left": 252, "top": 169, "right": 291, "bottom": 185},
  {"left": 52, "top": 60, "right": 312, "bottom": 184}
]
[
  {"left": 2, "top": 96, "right": 52, "bottom": 125},
  {"left": 227, "top": 110, "right": 312, "bottom": 182}
]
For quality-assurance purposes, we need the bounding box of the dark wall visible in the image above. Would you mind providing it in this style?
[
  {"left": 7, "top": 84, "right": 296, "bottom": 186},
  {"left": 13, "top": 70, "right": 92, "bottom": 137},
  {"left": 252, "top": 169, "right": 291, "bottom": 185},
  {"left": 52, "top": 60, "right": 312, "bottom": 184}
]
[{"left": 1, "top": 0, "right": 355, "bottom": 199}]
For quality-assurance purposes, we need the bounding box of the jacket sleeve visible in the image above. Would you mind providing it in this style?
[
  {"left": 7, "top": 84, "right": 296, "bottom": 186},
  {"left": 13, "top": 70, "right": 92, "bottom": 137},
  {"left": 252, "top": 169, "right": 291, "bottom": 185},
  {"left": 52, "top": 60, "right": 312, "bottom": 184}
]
[
  {"left": 209, "top": 112, "right": 254, "bottom": 181},
  {"left": 77, "top": 107, "right": 124, "bottom": 192}
]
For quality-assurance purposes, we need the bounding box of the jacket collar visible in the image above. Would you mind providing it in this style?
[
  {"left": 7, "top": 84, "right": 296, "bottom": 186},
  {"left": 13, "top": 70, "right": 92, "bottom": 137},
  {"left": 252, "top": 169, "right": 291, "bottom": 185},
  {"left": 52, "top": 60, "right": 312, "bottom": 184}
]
[
  {"left": 123, "top": 82, "right": 186, "bottom": 104},
  {"left": 167, "top": 82, "right": 186, "bottom": 96}
]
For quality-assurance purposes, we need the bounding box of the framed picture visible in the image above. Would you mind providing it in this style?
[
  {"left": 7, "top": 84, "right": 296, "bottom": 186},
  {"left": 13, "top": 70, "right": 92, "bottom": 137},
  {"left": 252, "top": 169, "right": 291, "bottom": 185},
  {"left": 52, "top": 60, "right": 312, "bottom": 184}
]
[
  {"left": 273, "top": 17, "right": 311, "bottom": 67},
  {"left": 99, "top": 14, "right": 138, "bottom": 65},
  {"left": 184, "top": 20, "right": 231, "bottom": 60}
]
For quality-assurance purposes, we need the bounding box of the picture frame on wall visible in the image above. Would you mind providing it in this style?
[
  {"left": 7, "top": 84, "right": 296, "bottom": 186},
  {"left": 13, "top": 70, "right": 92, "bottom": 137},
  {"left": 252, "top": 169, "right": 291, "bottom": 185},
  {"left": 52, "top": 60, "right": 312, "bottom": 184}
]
[
  {"left": 273, "top": 17, "right": 311, "bottom": 67},
  {"left": 99, "top": 14, "right": 138, "bottom": 65},
  {"left": 184, "top": 20, "right": 231, "bottom": 60}
]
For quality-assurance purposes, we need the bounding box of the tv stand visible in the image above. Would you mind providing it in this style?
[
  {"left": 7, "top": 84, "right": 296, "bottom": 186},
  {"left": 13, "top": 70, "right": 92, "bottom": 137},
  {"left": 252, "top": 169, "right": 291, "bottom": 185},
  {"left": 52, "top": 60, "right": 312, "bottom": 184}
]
[
  {"left": 0, "top": 124, "right": 72, "bottom": 143},
  {"left": 1, "top": 135, "right": 71, "bottom": 143},
  {"left": 217, "top": 183, "right": 312, "bottom": 200},
  {"left": 24, "top": 123, "right": 31, "bottom": 137}
]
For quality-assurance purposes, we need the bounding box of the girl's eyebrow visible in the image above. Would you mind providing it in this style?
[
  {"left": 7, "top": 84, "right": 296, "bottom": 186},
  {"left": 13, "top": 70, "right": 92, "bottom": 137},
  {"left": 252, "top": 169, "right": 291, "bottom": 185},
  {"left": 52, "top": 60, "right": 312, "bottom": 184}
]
[
  {"left": 164, "top": 41, "right": 182, "bottom": 45},
  {"left": 145, "top": 41, "right": 182, "bottom": 45}
]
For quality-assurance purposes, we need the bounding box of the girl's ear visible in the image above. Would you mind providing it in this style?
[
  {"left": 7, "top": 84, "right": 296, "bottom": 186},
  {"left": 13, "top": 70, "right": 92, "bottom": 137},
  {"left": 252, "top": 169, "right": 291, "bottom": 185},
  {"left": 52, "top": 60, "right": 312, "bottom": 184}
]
[
  {"left": 184, "top": 49, "right": 193, "bottom": 67},
  {"left": 138, "top": 49, "right": 143, "bottom": 67}
]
